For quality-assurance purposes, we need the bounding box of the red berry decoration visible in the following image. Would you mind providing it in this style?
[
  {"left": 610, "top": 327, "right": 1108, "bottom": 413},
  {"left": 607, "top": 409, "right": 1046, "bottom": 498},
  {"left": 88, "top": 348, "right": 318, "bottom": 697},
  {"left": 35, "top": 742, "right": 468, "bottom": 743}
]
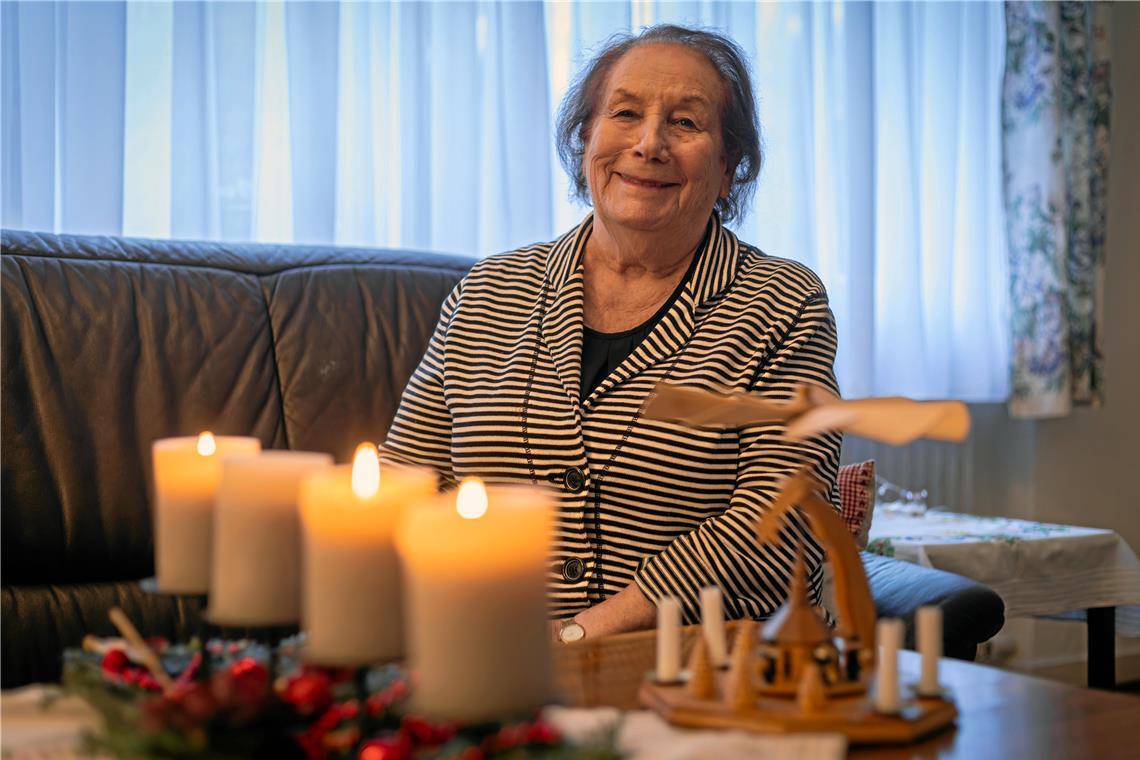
[
  {"left": 211, "top": 658, "right": 269, "bottom": 723},
  {"left": 314, "top": 703, "right": 345, "bottom": 733},
  {"left": 281, "top": 672, "right": 333, "bottom": 717},
  {"left": 296, "top": 732, "right": 325, "bottom": 760},
  {"left": 171, "top": 681, "right": 218, "bottom": 721},
  {"left": 365, "top": 693, "right": 386, "bottom": 717},
  {"left": 386, "top": 679, "right": 409, "bottom": 703},
  {"left": 525, "top": 720, "right": 561, "bottom": 745},
  {"left": 229, "top": 657, "right": 265, "bottom": 679},
  {"left": 228, "top": 658, "right": 269, "bottom": 698},
  {"left": 401, "top": 715, "right": 437, "bottom": 745},
  {"left": 121, "top": 666, "right": 145, "bottom": 686},
  {"left": 323, "top": 725, "right": 363, "bottom": 754},
  {"left": 324, "top": 666, "right": 355, "bottom": 686},
  {"left": 492, "top": 723, "right": 528, "bottom": 751},
  {"left": 137, "top": 673, "right": 161, "bottom": 691},
  {"left": 340, "top": 699, "right": 360, "bottom": 721},
  {"left": 358, "top": 732, "right": 413, "bottom": 760},
  {"left": 100, "top": 648, "right": 130, "bottom": 676}
]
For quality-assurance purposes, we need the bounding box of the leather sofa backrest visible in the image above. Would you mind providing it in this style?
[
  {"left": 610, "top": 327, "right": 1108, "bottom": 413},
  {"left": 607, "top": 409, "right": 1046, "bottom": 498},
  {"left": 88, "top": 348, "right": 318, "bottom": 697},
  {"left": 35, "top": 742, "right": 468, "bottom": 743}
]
[{"left": 1, "top": 230, "right": 472, "bottom": 586}]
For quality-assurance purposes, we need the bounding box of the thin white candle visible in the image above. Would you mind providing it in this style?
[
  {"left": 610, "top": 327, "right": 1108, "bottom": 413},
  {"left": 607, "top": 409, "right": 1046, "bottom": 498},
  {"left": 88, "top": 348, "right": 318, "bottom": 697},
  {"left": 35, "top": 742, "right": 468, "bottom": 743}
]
[
  {"left": 917, "top": 606, "right": 943, "bottom": 695},
  {"left": 151, "top": 433, "right": 260, "bottom": 593},
  {"left": 209, "top": 451, "right": 332, "bottom": 626},
  {"left": 875, "top": 618, "right": 904, "bottom": 713},
  {"left": 700, "top": 586, "right": 729, "bottom": 668},
  {"left": 300, "top": 448, "right": 436, "bottom": 665},
  {"left": 656, "top": 596, "right": 682, "bottom": 682},
  {"left": 396, "top": 479, "right": 554, "bottom": 722}
]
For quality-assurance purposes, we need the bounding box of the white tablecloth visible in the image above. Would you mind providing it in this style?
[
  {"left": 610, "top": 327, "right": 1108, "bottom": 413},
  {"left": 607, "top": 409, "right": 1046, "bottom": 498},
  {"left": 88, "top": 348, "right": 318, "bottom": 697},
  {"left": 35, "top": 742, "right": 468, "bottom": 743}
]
[
  {"left": 868, "top": 507, "right": 1140, "bottom": 635},
  {"left": 0, "top": 686, "right": 846, "bottom": 760}
]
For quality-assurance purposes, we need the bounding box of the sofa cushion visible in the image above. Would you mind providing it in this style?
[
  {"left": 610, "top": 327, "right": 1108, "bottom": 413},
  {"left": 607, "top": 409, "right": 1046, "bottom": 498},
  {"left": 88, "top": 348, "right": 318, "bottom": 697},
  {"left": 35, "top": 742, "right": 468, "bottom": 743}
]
[
  {"left": 0, "top": 581, "right": 204, "bottom": 688},
  {"left": 1, "top": 253, "right": 286, "bottom": 585},
  {"left": 266, "top": 264, "right": 465, "bottom": 463}
]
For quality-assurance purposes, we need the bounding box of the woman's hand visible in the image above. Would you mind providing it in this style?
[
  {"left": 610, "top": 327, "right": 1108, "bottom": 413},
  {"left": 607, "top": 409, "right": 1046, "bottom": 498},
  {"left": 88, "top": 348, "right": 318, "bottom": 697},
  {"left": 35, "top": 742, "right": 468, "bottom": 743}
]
[{"left": 570, "top": 582, "right": 657, "bottom": 640}]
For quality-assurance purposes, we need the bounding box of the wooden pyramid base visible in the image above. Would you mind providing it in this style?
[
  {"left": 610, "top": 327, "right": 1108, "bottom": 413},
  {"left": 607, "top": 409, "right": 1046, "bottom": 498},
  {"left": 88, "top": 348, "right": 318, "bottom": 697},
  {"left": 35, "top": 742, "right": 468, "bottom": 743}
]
[{"left": 640, "top": 674, "right": 957, "bottom": 745}]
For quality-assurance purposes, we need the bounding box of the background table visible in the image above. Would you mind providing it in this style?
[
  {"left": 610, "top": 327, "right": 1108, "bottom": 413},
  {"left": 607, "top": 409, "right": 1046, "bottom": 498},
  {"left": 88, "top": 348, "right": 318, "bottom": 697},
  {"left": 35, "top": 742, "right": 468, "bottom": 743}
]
[{"left": 867, "top": 507, "right": 1140, "bottom": 688}]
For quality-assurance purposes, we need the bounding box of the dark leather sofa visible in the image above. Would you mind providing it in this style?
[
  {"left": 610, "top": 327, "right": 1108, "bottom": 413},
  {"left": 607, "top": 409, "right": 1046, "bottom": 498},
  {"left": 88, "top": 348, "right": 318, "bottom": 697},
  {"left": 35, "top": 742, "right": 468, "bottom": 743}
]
[{"left": 1, "top": 229, "right": 1004, "bottom": 687}]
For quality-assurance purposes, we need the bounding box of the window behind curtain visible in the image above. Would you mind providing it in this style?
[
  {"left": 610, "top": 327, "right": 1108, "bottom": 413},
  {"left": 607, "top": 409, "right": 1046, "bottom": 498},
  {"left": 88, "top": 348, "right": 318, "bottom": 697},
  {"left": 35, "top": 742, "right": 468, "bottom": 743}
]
[{"left": 0, "top": 0, "right": 1009, "bottom": 402}]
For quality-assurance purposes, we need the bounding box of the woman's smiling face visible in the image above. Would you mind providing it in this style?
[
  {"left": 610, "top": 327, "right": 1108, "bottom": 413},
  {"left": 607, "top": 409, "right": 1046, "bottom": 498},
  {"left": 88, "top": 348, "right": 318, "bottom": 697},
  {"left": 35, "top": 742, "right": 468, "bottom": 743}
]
[{"left": 584, "top": 43, "right": 732, "bottom": 236}]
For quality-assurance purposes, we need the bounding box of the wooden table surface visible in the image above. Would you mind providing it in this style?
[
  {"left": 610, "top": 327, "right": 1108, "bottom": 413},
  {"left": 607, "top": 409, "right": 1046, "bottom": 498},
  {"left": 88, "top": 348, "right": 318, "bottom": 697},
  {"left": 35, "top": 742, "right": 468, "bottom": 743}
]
[{"left": 553, "top": 624, "right": 1140, "bottom": 759}]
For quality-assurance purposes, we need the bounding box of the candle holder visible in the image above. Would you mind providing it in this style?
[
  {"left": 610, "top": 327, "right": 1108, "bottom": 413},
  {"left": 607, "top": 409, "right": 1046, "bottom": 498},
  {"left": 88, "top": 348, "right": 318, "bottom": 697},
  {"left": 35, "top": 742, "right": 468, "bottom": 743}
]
[
  {"left": 138, "top": 577, "right": 299, "bottom": 679},
  {"left": 138, "top": 576, "right": 212, "bottom": 675},
  {"left": 204, "top": 617, "right": 301, "bottom": 678},
  {"left": 649, "top": 670, "right": 689, "bottom": 687}
]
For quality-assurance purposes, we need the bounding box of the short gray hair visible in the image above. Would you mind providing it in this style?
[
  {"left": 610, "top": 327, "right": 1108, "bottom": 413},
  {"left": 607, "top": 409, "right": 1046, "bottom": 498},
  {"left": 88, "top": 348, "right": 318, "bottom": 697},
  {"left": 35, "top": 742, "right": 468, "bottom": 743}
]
[{"left": 555, "top": 24, "right": 762, "bottom": 225}]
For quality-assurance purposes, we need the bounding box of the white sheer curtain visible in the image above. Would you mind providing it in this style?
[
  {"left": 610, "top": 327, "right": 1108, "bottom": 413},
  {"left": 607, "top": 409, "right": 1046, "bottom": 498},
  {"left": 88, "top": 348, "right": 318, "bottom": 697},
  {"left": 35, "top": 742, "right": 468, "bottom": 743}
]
[{"left": 0, "top": 0, "right": 1009, "bottom": 401}]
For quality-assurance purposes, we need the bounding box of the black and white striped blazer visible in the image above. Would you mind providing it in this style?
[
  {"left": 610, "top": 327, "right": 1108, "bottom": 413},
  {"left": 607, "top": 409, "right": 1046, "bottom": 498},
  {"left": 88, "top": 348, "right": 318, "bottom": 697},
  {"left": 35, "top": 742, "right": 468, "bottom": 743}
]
[{"left": 383, "top": 214, "right": 841, "bottom": 623}]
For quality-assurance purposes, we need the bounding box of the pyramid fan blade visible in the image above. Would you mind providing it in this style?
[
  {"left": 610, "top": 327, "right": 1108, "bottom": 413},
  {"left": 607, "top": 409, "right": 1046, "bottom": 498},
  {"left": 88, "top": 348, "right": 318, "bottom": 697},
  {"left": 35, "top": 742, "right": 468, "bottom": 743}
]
[
  {"left": 841, "top": 399, "right": 971, "bottom": 445},
  {"left": 921, "top": 401, "right": 971, "bottom": 442},
  {"left": 784, "top": 405, "right": 862, "bottom": 440},
  {"left": 643, "top": 382, "right": 803, "bottom": 429}
]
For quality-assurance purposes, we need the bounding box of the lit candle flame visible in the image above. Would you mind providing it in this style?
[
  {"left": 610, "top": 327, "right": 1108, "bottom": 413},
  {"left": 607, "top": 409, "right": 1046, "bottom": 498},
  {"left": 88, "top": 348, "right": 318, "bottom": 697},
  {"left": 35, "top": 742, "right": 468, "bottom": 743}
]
[
  {"left": 351, "top": 442, "right": 381, "bottom": 499},
  {"left": 456, "top": 477, "right": 488, "bottom": 520},
  {"left": 196, "top": 431, "right": 217, "bottom": 457}
]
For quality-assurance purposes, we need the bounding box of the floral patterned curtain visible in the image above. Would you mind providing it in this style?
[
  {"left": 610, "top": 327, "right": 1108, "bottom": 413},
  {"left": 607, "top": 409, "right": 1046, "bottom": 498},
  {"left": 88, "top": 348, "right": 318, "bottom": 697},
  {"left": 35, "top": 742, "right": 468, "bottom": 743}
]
[{"left": 1002, "top": 2, "right": 1111, "bottom": 419}]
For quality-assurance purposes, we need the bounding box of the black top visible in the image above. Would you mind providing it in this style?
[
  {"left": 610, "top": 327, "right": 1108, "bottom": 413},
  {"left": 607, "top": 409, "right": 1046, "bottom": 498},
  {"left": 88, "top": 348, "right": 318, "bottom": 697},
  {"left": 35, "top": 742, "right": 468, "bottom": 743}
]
[{"left": 579, "top": 247, "right": 702, "bottom": 401}]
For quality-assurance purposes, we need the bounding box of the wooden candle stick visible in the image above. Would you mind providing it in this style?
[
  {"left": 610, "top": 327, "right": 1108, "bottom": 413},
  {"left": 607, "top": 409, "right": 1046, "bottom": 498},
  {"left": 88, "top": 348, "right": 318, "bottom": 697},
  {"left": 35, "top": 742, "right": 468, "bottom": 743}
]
[
  {"left": 700, "top": 586, "right": 729, "bottom": 668},
  {"left": 686, "top": 634, "right": 716, "bottom": 699},
  {"left": 656, "top": 597, "right": 683, "bottom": 683},
  {"left": 724, "top": 619, "right": 757, "bottom": 710},
  {"left": 917, "top": 606, "right": 943, "bottom": 696},
  {"left": 875, "top": 618, "right": 904, "bottom": 714},
  {"left": 796, "top": 662, "right": 827, "bottom": 713}
]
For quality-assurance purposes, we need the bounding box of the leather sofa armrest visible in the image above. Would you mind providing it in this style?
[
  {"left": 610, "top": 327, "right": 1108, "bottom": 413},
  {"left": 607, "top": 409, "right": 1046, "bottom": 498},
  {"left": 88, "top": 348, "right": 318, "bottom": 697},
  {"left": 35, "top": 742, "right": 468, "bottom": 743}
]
[{"left": 861, "top": 551, "right": 1005, "bottom": 661}]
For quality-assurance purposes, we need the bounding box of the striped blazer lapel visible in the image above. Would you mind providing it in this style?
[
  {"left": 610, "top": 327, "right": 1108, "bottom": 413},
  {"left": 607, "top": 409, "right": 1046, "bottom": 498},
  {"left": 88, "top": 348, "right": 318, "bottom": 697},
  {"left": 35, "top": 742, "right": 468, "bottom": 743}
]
[
  {"left": 539, "top": 216, "right": 593, "bottom": 406},
  {"left": 584, "top": 215, "right": 741, "bottom": 407}
]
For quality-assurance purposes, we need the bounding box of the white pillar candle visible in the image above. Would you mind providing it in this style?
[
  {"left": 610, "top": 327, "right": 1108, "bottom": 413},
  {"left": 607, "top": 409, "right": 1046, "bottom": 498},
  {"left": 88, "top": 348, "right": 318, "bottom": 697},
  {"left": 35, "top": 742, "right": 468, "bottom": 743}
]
[
  {"left": 300, "top": 446, "right": 436, "bottom": 665},
  {"left": 396, "top": 478, "right": 554, "bottom": 722},
  {"left": 151, "top": 433, "right": 261, "bottom": 593},
  {"left": 916, "top": 606, "right": 943, "bottom": 695},
  {"left": 656, "top": 596, "right": 682, "bottom": 682},
  {"left": 875, "top": 618, "right": 904, "bottom": 713},
  {"left": 700, "top": 586, "right": 729, "bottom": 668},
  {"left": 209, "top": 451, "right": 332, "bottom": 626}
]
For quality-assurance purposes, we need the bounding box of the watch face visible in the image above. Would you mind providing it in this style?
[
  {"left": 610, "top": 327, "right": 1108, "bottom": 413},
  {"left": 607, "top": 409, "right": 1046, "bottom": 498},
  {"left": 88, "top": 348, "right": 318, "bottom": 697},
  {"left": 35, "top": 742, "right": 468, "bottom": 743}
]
[{"left": 560, "top": 621, "right": 585, "bottom": 643}]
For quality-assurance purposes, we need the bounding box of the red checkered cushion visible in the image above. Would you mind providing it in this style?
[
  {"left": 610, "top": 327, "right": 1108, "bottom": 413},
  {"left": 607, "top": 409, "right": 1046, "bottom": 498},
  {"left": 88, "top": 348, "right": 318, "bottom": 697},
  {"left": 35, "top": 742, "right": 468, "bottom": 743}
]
[{"left": 838, "top": 460, "right": 875, "bottom": 548}]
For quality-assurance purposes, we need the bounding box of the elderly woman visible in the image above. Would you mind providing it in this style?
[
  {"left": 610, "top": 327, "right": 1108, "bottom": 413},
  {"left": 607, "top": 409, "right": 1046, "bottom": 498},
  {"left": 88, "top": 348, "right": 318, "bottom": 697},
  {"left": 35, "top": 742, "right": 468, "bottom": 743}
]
[{"left": 383, "top": 25, "right": 840, "bottom": 643}]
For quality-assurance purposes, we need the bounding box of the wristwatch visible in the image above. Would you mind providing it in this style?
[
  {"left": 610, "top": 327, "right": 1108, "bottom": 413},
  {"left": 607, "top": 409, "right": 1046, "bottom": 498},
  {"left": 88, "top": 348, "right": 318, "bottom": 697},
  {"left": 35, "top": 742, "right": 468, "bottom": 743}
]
[{"left": 558, "top": 618, "right": 586, "bottom": 643}]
